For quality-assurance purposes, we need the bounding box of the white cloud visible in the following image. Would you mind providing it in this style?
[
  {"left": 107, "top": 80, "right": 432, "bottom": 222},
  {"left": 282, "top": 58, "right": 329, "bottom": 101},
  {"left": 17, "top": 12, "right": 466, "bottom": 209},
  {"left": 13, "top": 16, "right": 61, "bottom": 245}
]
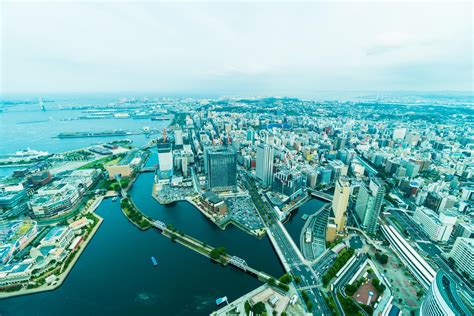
[{"left": 1, "top": 1, "right": 472, "bottom": 95}]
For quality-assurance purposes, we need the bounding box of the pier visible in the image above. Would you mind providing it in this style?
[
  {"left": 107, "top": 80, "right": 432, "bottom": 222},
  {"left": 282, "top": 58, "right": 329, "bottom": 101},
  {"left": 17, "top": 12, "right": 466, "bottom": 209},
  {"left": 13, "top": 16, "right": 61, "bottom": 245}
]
[{"left": 300, "top": 204, "right": 329, "bottom": 261}]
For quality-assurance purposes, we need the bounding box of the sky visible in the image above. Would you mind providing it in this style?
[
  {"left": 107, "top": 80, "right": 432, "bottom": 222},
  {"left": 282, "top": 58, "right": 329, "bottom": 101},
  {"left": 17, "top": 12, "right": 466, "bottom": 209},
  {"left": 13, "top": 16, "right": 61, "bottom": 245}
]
[{"left": 1, "top": 1, "right": 473, "bottom": 97}]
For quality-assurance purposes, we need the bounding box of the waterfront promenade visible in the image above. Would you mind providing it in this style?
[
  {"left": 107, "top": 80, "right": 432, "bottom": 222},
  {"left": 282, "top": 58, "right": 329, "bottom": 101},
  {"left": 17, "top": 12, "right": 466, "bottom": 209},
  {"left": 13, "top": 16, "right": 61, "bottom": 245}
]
[{"left": 123, "top": 190, "right": 278, "bottom": 283}]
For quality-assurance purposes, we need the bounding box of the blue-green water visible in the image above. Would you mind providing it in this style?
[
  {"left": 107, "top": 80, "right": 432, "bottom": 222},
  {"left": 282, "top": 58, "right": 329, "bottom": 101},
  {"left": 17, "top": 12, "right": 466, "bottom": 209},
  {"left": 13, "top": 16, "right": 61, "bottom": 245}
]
[
  {"left": 130, "top": 173, "right": 284, "bottom": 275},
  {"left": 0, "top": 171, "right": 284, "bottom": 315},
  {"left": 0, "top": 198, "right": 271, "bottom": 315},
  {"left": 284, "top": 198, "right": 327, "bottom": 248},
  {"left": 0, "top": 97, "right": 286, "bottom": 315},
  {"left": 0, "top": 108, "right": 167, "bottom": 156}
]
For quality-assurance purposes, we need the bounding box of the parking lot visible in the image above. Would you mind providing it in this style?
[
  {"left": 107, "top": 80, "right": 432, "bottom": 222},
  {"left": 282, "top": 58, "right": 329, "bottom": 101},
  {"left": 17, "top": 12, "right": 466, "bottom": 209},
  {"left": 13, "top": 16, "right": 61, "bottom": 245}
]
[
  {"left": 155, "top": 183, "right": 195, "bottom": 203},
  {"left": 226, "top": 196, "right": 265, "bottom": 231}
]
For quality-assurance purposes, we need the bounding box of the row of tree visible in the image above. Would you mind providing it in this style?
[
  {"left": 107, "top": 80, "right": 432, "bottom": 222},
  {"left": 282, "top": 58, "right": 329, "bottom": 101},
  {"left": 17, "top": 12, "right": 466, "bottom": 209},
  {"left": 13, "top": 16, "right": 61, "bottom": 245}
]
[{"left": 322, "top": 247, "right": 355, "bottom": 286}]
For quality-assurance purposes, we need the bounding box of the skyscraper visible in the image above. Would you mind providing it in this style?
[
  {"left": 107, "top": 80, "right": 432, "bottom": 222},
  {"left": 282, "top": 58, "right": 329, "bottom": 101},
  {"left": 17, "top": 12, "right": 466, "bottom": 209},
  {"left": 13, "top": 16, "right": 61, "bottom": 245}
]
[
  {"left": 332, "top": 176, "right": 350, "bottom": 232},
  {"left": 205, "top": 147, "right": 237, "bottom": 192},
  {"left": 157, "top": 143, "right": 173, "bottom": 178},
  {"left": 256, "top": 143, "right": 274, "bottom": 187},
  {"left": 174, "top": 129, "right": 183, "bottom": 147},
  {"left": 355, "top": 178, "right": 385, "bottom": 235}
]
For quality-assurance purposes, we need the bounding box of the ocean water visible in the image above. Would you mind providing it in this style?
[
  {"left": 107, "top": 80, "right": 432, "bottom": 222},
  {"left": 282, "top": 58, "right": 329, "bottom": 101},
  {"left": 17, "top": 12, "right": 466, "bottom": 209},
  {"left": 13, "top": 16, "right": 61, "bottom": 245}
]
[{"left": 0, "top": 95, "right": 169, "bottom": 177}]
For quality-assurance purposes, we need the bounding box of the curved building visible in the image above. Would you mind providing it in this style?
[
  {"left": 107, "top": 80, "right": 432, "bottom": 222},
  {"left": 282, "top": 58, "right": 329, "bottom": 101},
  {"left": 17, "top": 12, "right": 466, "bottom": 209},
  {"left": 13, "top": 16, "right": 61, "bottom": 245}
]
[{"left": 420, "top": 271, "right": 471, "bottom": 316}]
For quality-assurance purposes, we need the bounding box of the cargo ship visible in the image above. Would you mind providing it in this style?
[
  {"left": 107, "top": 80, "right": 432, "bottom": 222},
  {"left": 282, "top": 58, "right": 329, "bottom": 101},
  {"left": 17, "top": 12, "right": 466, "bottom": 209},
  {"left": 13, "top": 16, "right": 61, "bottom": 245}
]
[
  {"left": 56, "top": 130, "right": 141, "bottom": 138},
  {"left": 150, "top": 256, "right": 158, "bottom": 267},
  {"left": 150, "top": 115, "right": 173, "bottom": 121}
]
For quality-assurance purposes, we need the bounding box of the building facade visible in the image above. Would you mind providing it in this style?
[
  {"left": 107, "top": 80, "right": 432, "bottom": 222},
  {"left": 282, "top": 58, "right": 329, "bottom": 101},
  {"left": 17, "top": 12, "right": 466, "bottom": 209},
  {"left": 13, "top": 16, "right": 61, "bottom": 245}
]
[
  {"left": 448, "top": 237, "right": 474, "bottom": 280},
  {"left": 420, "top": 271, "right": 471, "bottom": 316},
  {"left": 413, "top": 207, "right": 457, "bottom": 242},
  {"left": 355, "top": 178, "right": 385, "bottom": 235},
  {"left": 332, "top": 176, "right": 350, "bottom": 232},
  {"left": 205, "top": 147, "right": 237, "bottom": 192},
  {"left": 256, "top": 143, "right": 274, "bottom": 187},
  {"left": 157, "top": 143, "right": 173, "bottom": 178}
]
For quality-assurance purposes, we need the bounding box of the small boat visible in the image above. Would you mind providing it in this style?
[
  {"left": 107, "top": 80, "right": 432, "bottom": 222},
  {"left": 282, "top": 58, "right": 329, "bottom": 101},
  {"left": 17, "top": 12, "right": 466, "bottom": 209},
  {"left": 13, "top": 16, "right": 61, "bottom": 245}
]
[
  {"left": 151, "top": 256, "right": 158, "bottom": 267},
  {"left": 215, "top": 296, "right": 227, "bottom": 305},
  {"left": 112, "top": 196, "right": 118, "bottom": 202}
]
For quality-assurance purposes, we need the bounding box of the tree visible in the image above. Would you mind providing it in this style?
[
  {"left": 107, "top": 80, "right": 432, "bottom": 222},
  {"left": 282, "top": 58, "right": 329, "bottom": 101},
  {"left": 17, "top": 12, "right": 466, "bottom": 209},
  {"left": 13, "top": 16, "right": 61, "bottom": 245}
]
[
  {"left": 253, "top": 302, "right": 266, "bottom": 314},
  {"left": 170, "top": 233, "right": 177, "bottom": 242},
  {"left": 279, "top": 273, "right": 292, "bottom": 284},
  {"left": 267, "top": 278, "right": 276, "bottom": 285},
  {"left": 375, "top": 253, "right": 388, "bottom": 265},
  {"left": 294, "top": 275, "right": 302, "bottom": 284},
  {"left": 210, "top": 247, "right": 226, "bottom": 261},
  {"left": 244, "top": 301, "right": 251, "bottom": 315}
]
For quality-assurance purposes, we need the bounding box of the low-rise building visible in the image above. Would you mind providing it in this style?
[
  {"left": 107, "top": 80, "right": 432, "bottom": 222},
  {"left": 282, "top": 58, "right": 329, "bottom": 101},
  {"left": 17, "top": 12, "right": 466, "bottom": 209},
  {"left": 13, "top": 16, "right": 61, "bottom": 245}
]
[
  {"left": 105, "top": 151, "right": 143, "bottom": 180},
  {"left": 29, "top": 183, "right": 80, "bottom": 217},
  {"left": 0, "top": 188, "right": 28, "bottom": 219},
  {"left": 201, "top": 192, "right": 228, "bottom": 216},
  {"left": 413, "top": 207, "right": 457, "bottom": 242},
  {"left": 40, "top": 226, "right": 75, "bottom": 248}
]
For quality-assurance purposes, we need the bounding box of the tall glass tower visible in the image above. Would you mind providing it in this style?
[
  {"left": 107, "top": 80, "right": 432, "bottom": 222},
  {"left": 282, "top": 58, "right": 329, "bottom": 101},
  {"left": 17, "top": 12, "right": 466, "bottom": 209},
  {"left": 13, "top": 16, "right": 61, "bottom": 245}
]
[{"left": 205, "top": 147, "right": 237, "bottom": 192}]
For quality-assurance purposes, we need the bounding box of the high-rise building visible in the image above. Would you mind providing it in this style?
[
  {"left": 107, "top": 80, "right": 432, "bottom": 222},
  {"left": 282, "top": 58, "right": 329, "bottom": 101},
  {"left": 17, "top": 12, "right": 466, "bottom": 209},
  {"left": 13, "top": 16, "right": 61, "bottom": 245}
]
[
  {"left": 332, "top": 176, "right": 350, "bottom": 232},
  {"left": 448, "top": 237, "right": 474, "bottom": 280},
  {"left": 256, "top": 144, "right": 274, "bottom": 187},
  {"left": 317, "top": 167, "right": 332, "bottom": 185},
  {"left": 205, "top": 147, "right": 237, "bottom": 192},
  {"left": 334, "top": 137, "right": 346, "bottom": 150},
  {"left": 157, "top": 143, "right": 173, "bottom": 178},
  {"left": 420, "top": 271, "right": 471, "bottom": 316},
  {"left": 392, "top": 127, "right": 407, "bottom": 141},
  {"left": 174, "top": 129, "right": 183, "bottom": 147},
  {"left": 355, "top": 178, "right": 385, "bottom": 235},
  {"left": 452, "top": 222, "right": 474, "bottom": 239},
  {"left": 246, "top": 129, "right": 255, "bottom": 143},
  {"left": 329, "top": 160, "right": 348, "bottom": 181},
  {"left": 272, "top": 168, "right": 306, "bottom": 201}
]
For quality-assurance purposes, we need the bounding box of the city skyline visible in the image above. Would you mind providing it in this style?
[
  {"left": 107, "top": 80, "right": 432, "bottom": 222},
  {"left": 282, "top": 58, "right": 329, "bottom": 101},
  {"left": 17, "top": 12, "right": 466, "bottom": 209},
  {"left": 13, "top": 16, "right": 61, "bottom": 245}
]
[{"left": 1, "top": 1, "right": 473, "bottom": 315}]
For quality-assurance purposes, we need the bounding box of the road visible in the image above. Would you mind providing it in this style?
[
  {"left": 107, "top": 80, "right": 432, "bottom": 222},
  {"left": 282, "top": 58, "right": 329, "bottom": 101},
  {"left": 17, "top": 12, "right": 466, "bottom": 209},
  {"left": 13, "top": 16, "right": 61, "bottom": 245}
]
[
  {"left": 331, "top": 254, "right": 367, "bottom": 316},
  {"left": 271, "top": 223, "right": 331, "bottom": 315},
  {"left": 243, "top": 172, "right": 332, "bottom": 314}
]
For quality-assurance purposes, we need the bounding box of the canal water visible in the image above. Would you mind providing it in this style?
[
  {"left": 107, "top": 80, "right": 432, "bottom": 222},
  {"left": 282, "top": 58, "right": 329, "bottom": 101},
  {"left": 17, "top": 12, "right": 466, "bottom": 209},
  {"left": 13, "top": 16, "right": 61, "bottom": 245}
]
[
  {"left": 284, "top": 198, "right": 327, "bottom": 248},
  {"left": 1, "top": 97, "right": 285, "bottom": 315},
  {"left": 1, "top": 172, "right": 285, "bottom": 315},
  {"left": 0, "top": 198, "right": 263, "bottom": 315},
  {"left": 129, "top": 173, "right": 284, "bottom": 276}
]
